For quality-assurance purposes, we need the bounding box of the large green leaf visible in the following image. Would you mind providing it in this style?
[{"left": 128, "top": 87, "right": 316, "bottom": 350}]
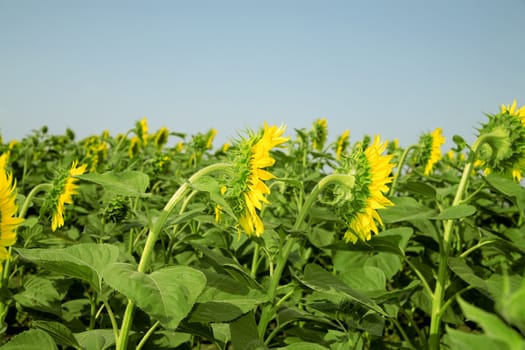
[
  {"left": 485, "top": 173, "right": 525, "bottom": 208},
  {"left": 278, "top": 343, "right": 329, "bottom": 350},
  {"left": 457, "top": 298, "right": 524, "bottom": 350},
  {"left": 16, "top": 244, "right": 120, "bottom": 292},
  {"left": 102, "top": 263, "right": 206, "bottom": 329},
  {"left": 32, "top": 321, "right": 81, "bottom": 349},
  {"left": 300, "top": 264, "right": 386, "bottom": 316},
  {"left": 77, "top": 170, "right": 150, "bottom": 197},
  {"left": 74, "top": 330, "right": 115, "bottom": 350},
  {"left": 448, "top": 257, "right": 491, "bottom": 297},
  {"left": 444, "top": 327, "right": 510, "bottom": 350},
  {"left": 229, "top": 312, "right": 268, "bottom": 350},
  {"left": 380, "top": 197, "right": 435, "bottom": 224},
  {"left": 431, "top": 204, "right": 476, "bottom": 220},
  {"left": 14, "top": 277, "right": 62, "bottom": 316},
  {"left": 189, "top": 270, "right": 269, "bottom": 323},
  {"left": 0, "top": 329, "right": 57, "bottom": 350}
]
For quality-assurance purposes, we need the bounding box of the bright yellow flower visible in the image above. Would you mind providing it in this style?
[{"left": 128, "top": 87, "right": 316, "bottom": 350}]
[
  {"left": 336, "top": 130, "right": 350, "bottom": 160},
  {"left": 206, "top": 128, "right": 218, "bottom": 149},
  {"left": 0, "top": 154, "right": 23, "bottom": 268},
  {"left": 49, "top": 161, "right": 87, "bottom": 231},
  {"left": 501, "top": 99, "right": 525, "bottom": 125},
  {"left": 424, "top": 128, "right": 445, "bottom": 175},
  {"left": 137, "top": 118, "right": 149, "bottom": 144},
  {"left": 234, "top": 124, "right": 288, "bottom": 236},
  {"left": 344, "top": 136, "right": 394, "bottom": 243}
]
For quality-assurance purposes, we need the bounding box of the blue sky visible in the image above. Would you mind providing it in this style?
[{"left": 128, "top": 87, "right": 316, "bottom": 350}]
[{"left": 1, "top": 0, "right": 524, "bottom": 148}]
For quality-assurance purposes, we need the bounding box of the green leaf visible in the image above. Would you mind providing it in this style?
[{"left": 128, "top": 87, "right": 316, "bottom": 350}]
[
  {"left": 77, "top": 171, "right": 150, "bottom": 197},
  {"left": 189, "top": 271, "right": 269, "bottom": 323},
  {"left": 401, "top": 181, "right": 437, "bottom": 198},
  {"left": 16, "top": 244, "right": 120, "bottom": 292},
  {"left": 32, "top": 321, "right": 81, "bottom": 349},
  {"left": 380, "top": 197, "right": 435, "bottom": 224},
  {"left": 485, "top": 173, "right": 525, "bottom": 210},
  {"left": 14, "top": 277, "right": 62, "bottom": 316},
  {"left": 457, "top": 298, "right": 524, "bottom": 350},
  {"left": 448, "top": 257, "right": 491, "bottom": 297},
  {"left": 278, "top": 343, "right": 330, "bottom": 349},
  {"left": 300, "top": 264, "right": 386, "bottom": 316},
  {"left": 229, "top": 312, "right": 267, "bottom": 350},
  {"left": 338, "top": 266, "right": 386, "bottom": 292},
  {"left": 431, "top": 204, "right": 476, "bottom": 220},
  {"left": 324, "top": 234, "right": 405, "bottom": 256},
  {"left": 0, "top": 329, "right": 57, "bottom": 350},
  {"left": 74, "top": 330, "right": 115, "bottom": 350},
  {"left": 102, "top": 263, "right": 206, "bottom": 329},
  {"left": 190, "top": 176, "right": 236, "bottom": 218},
  {"left": 444, "top": 327, "right": 510, "bottom": 350}
]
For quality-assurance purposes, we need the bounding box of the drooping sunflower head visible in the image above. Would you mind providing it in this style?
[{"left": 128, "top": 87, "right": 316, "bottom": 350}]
[
  {"left": 335, "top": 130, "right": 350, "bottom": 160},
  {"left": 0, "top": 153, "right": 23, "bottom": 267},
  {"left": 154, "top": 127, "right": 170, "bottom": 149},
  {"left": 415, "top": 128, "right": 446, "bottom": 175},
  {"left": 226, "top": 123, "right": 289, "bottom": 237},
  {"left": 135, "top": 118, "right": 149, "bottom": 144},
  {"left": 41, "top": 161, "right": 87, "bottom": 231},
  {"left": 206, "top": 128, "right": 218, "bottom": 150},
  {"left": 477, "top": 100, "right": 525, "bottom": 181},
  {"left": 311, "top": 118, "right": 328, "bottom": 151},
  {"left": 128, "top": 136, "right": 141, "bottom": 158},
  {"left": 334, "top": 136, "right": 394, "bottom": 243}
]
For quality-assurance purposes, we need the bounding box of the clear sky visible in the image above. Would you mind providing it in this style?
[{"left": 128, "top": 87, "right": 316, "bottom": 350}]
[{"left": 1, "top": 0, "right": 524, "bottom": 148}]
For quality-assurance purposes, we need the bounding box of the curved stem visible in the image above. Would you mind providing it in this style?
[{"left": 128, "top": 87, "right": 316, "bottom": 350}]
[
  {"left": 116, "top": 162, "right": 231, "bottom": 350},
  {"left": 258, "top": 173, "right": 354, "bottom": 338},
  {"left": 389, "top": 145, "right": 418, "bottom": 196}
]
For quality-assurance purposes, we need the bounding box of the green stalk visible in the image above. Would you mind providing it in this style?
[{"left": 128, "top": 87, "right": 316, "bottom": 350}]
[
  {"left": 115, "top": 162, "right": 230, "bottom": 350},
  {"left": 428, "top": 136, "right": 484, "bottom": 350},
  {"left": 258, "top": 173, "right": 355, "bottom": 338},
  {"left": 389, "top": 144, "right": 418, "bottom": 196}
]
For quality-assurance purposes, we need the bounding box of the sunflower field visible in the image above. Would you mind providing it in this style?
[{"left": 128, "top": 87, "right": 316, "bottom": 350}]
[{"left": 0, "top": 101, "right": 524, "bottom": 350}]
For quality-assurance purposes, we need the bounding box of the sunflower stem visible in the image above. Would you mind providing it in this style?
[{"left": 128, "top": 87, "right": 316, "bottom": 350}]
[
  {"left": 389, "top": 144, "right": 418, "bottom": 196},
  {"left": 428, "top": 136, "right": 484, "bottom": 350},
  {"left": 258, "top": 173, "right": 354, "bottom": 339},
  {"left": 116, "top": 162, "right": 231, "bottom": 350}
]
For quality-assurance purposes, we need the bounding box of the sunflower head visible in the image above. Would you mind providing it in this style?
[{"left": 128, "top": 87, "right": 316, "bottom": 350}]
[
  {"left": 0, "top": 153, "right": 24, "bottom": 267},
  {"left": 414, "top": 128, "right": 446, "bottom": 175},
  {"left": 311, "top": 118, "right": 328, "bottom": 151},
  {"left": 477, "top": 100, "right": 525, "bottom": 181},
  {"left": 135, "top": 118, "right": 149, "bottom": 144},
  {"left": 154, "top": 127, "right": 170, "bottom": 149},
  {"left": 333, "top": 136, "right": 394, "bottom": 243},
  {"left": 41, "top": 161, "right": 87, "bottom": 231},
  {"left": 128, "top": 136, "right": 141, "bottom": 158},
  {"left": 335, "top": 130, "right": 350, "bottom": 160},
  {"left": 224, "top": 123, "right": 288, "bottom": 237}
]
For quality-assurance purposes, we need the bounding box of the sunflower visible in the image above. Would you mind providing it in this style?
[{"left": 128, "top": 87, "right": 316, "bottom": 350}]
[
  {"left": 416, "top": 128, "right": 446, "bottom": 175},
  {"left": 311, "top": 118, "right": 328, "bottom": 151},
  {"left": 0, "top": 154, "right": 23, "bottom": 267},
  {"left": 335, "top": 130, "right": 350, "bottom": 160},
  {"left": 228, "top": 123, "right": 288, "bottom": 236},
  {"left": 477, "top": 100, "right": 525, "bottom": 181},
  {"left": 154, "top": 127, "right": 170, "bottom": 149},
  {"left": 336, "top": 136, "right": 394, "bottom": 243},
  {"left": 42, "top": 161, "right": 87, "bottom": 231},
  {"left": 136, "top": 118, "right": 149, "bottom": 144}
]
